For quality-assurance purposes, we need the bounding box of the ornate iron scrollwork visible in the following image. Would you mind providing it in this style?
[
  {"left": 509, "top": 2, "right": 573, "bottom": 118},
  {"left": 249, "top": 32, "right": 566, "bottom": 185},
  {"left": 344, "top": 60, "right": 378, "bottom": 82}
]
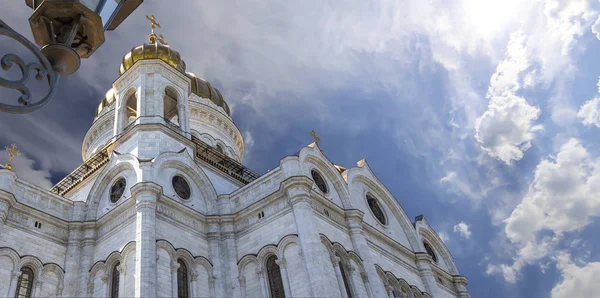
[{"left": 0, "top": 18, "right": 60, "bottom": 114}]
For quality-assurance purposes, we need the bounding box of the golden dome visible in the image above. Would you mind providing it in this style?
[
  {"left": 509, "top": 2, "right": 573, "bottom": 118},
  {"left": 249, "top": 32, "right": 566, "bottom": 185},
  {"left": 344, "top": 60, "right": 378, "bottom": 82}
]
[
  {"left": 95, "top": 88, "right": 117, "bottom": 117},
  {"left": 119, "top": 42, "right": 186, "bottom": 75},
  {"left": 186, "top": 72, "right": 231, "bottom": 115}
]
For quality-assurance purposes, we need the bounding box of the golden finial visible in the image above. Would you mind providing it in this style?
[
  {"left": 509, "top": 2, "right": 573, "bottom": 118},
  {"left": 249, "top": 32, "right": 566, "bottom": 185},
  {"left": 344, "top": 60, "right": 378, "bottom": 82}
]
[
  {"left": 145, "top": 14, "right": 161, "bottom": 43},
  {"left": 4, "top": 144, "right": 20, "bottom": 171},
  {"left": 310, "top": 129, "right": 320, "bottom": 147}
]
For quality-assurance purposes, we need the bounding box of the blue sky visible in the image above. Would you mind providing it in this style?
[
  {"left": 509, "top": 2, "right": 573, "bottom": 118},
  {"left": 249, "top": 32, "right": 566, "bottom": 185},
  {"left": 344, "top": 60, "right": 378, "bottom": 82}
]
[{"left": 2, "top": 1, "right": 600, "bottom": 297}]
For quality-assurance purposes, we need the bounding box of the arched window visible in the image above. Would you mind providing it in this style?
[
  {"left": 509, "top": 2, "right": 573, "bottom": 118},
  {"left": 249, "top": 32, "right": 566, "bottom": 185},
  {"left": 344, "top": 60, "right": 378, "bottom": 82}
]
[
  {"left": 216, "top": 144, "right": 224, "bottom": 154},
  {"left": 392, "top": 289, "right": 403, "bottom": 298},
  {"left": 110, "top": 178, "right": 126, "bottom": 203},
  {"left": 265, "top": 256, "right": 285, "bottom": 298},
  {"left": 338, "top": 260, "right": 353, "bottom": 298},
  {"left": 366, "top": 194, "right": 387, "bottom": 225},
  {"left": 177, "top": 259, "right": 189, "bottom": 298},
  {"left": 110, "top": 262, "right": 120, "bottom": 298},
  {"left": 311, "top": 169, "right": 328, "bottom": 193},
  {"left": 126, "top": 93, "right": 137, "bottom": 122},
  {"left": 164, "top": 87, "right": 179, "bottom": 124},
  {"left": 423, "top": 242, "right": 438, "bottom": 263},
  {"left": 14, "top": 267, "right": 34, "bottom": 298}
]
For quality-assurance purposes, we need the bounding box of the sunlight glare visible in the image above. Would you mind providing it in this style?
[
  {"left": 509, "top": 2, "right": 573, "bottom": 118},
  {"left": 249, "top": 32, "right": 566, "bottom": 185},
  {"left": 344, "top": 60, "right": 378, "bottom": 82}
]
[{"left": 463, "top": 0, "right": 520, "bottom": 37}]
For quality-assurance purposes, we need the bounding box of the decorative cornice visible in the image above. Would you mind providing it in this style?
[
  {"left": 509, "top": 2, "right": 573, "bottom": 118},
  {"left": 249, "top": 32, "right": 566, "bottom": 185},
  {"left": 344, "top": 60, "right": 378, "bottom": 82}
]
[{"left": 130, "top": 182, "right": 163, "bottom": 198}]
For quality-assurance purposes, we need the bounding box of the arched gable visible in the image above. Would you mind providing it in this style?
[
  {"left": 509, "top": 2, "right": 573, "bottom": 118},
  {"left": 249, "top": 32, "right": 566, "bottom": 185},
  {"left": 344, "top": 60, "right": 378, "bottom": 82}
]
[
  {"left": 347, "top": 160, "right": 420, "bottom": 251},
  {"left": 86, "top": 153, "right": 140, "bottom": 220},
  {"left": 153, "top": 150, "right": 218, "bottom": 213},
  {"left": 298, "top": 145, "right": 352, "bottom": 209},
  {"left": 415, "top": 217, "right": 458, "bottom": 275},
  {"left": 17, "top": 256, "right": 44, "bottom": 277},
  {"left": 155, "top": 240, "right": 213, "bottom": 277},
  {"left": 375, "top": 264, "right": 431, "bottom": 298},
  {"left": 237, "top": 255, "right": 260, "bottom": 276},
  {"left": 0, "top": 247, "right": 20, "bottom": 270}
]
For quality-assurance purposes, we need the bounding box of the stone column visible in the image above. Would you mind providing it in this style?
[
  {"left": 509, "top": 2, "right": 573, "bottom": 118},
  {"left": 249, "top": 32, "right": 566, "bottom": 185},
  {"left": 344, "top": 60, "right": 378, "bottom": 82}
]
[
  {"left": 101, "top": 274, "right": 109, "bottom": 297},
  {"left": 79, "top": 223, "right": 96, "bottom": 297},
  {"left": 345, "top": 209, "right": 386, "bottom": 297},
  {"left": 62, "top": 223, "right": 82, "bottom": 297},
  {"left": 238, "top": 276, "right": 246, "bottom": 298},
  {"left": 118, "top": 264, "right": 126, "bottom": 298},
  {"left": 6, "top": 270, "right": 21, "bottom": 297},
  {"left": 257, "top": 268, "right": 268, "bottom": 297},
  {"left": 276, "top": 258, "right": 292, "bottom": 297},
  {"left": 415, "top": 253, "right": 440, "bottom": 297},
  {"left": 453, "top": 275, "right": 471, "bottom": 298},
  {"left": 347, "top": 265, "right": 358, "bottom": 297},
  {"left": 283, "top": 176, "right": 330, "bottom": 296},
  {"left": 209, "top": 277, "right": 217, "bottom": 297},
  {"left": 33, "top": 280, "right": 43, "bottom": 297},
  {"left": 360, "top": 271, "right": 374, "bottom": 298},
  {"left": 131, "top": 182, "right": 161, "bottom": 298},
  {"left": 332, "top": 257, "right": 349, "bottom": 298},
  {"left": 171, "top": 261, "right": 180, "bottom": 297},
  {"left": 86, "top": 281, "right": 94, "bottom": 298},
  {"left": 385, "top": 285, "right": 395, "bottom": 298},
  {"left": 191, "top": 271, "right": 199, "bottom": 298}
]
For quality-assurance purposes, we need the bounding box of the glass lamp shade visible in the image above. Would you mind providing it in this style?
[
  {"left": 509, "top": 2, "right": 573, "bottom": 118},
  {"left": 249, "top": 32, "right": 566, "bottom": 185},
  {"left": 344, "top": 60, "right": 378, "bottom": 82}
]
[
  {"left": 24, "top": 0, "right": 143, "bottom": 58},
  {"left": 26, "top": 0, "right": 143, "bottom": 31}
]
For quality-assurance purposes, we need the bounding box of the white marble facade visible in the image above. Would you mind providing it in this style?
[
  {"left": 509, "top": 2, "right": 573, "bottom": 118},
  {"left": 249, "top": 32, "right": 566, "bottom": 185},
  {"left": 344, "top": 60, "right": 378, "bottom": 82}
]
[{"left": 0, "top": 54, "right": 470, "bottom": 298}]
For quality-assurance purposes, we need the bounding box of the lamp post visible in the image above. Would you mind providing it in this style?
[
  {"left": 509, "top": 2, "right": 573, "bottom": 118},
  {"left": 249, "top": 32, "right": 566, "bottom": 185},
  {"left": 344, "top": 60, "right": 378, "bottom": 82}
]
[{"left": 0, "top": 0, "right": 143, "bottom": 114}]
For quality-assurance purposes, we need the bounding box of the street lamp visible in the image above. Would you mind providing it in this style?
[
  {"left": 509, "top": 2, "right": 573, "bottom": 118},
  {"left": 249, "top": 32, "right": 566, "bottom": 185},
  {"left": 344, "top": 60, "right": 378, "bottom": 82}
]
[{"left": 0, "top": 0, "right": 143, "bottom": 114}]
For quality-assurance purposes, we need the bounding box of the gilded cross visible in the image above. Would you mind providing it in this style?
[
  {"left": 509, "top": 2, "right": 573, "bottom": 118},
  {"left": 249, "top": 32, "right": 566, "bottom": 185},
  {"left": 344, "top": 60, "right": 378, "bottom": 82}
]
[
  {"left": 310, "top": 129, "right": 320, "bottom": 147},
  {"left": 145, "top": 14, "right": 162, "bottom": 43},
  {"left": 157, "top": 34, "right": 168, "bottom": 45},
  {"left": 4, "top": 144, "right": 20, "bottom": 171}
]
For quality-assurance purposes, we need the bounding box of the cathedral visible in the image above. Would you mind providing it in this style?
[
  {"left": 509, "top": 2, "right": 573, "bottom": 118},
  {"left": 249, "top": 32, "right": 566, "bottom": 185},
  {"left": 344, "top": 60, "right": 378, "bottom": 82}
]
[{"left": 0, "top": 20, "right": 470, "bottom": 298}]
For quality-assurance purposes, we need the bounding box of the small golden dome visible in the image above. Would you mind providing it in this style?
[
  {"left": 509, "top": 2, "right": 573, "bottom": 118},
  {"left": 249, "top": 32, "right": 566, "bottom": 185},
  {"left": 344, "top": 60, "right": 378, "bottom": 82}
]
[
  {"left": 186, "top": 72, "right": 231, "bottom": 115},
  {"left": 119, "top": 42, "right": 186, "bottom": 75},
  {"left": 96, "top": 88, "right": 117, "bottom": 117}
]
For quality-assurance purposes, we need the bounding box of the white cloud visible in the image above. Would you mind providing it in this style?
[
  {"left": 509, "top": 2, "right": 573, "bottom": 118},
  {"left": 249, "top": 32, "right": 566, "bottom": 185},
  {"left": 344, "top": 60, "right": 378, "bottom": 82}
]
[
  {"left": 475, "top": 31, "right": 542, "bottom": 164},
  {"left": 551, "top": 252, "right": 600, "bottom": 298},
  {"left": 491, "top": 138, "right": 600, "bottom": 282},
  {"left": 243, "top": 131, "right": 255, "bottom": 149},
  {"left": 453, "top": 222, "right": 472, "bottom": 239},
  {"left": 593, "top": 15, "right": 600, "bottom": 40},
  {"left": 438, "top": 232, "right": 450, "bottom": 245},
  {"left": 476, "top": 0, "right": 596, "bottom": 164},
  {"left": 577, "top": 97, "right": 600, "bottom": 128},
  {"left": 0, "top": 153, "right": 52, "bottom": 189}
]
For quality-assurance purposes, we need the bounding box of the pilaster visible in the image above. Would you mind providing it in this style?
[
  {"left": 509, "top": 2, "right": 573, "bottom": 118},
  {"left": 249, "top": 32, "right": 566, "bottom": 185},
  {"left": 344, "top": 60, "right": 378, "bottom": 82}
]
[
  {"left": 282, "top": 176, "right": 330, "bottom": 297},
  {"left": 79, "top": 222, "right": 97, "bottom": 297},
  {"left": 415, "top": 252, "right": 440, "bottom": 297},
  {"left": 453, "top": 275, "right": 471, "bottom": 298},
  {"left": 344, "top": 209, "right": 386, "bottom": 298},
  {"left": 131, "top": 182, "right": 162, "bottom": 298},
  {"left": 206, "top": 215, "right": 224, "bottom": 297},
  {"left": 220, "top": 215, "right": 240, "bottom": 298},
  {"left": 62, "top": 223, "right": 83, "bottom": 297}
]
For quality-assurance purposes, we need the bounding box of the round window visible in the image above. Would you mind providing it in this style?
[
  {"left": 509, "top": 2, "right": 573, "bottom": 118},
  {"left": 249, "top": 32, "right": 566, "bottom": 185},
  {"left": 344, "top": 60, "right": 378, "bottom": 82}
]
[
  {"left": 110, "top": 178, "right": 126, "bottom": 203},
  {"left": 172, "top": 175, "right": 191, "bottom": 200},
  {"left": 366, "top": 194, "right": 387, "bottom": 225},
  {"left": 311, "top": 170, "right": 328, "bottom": 193}
]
